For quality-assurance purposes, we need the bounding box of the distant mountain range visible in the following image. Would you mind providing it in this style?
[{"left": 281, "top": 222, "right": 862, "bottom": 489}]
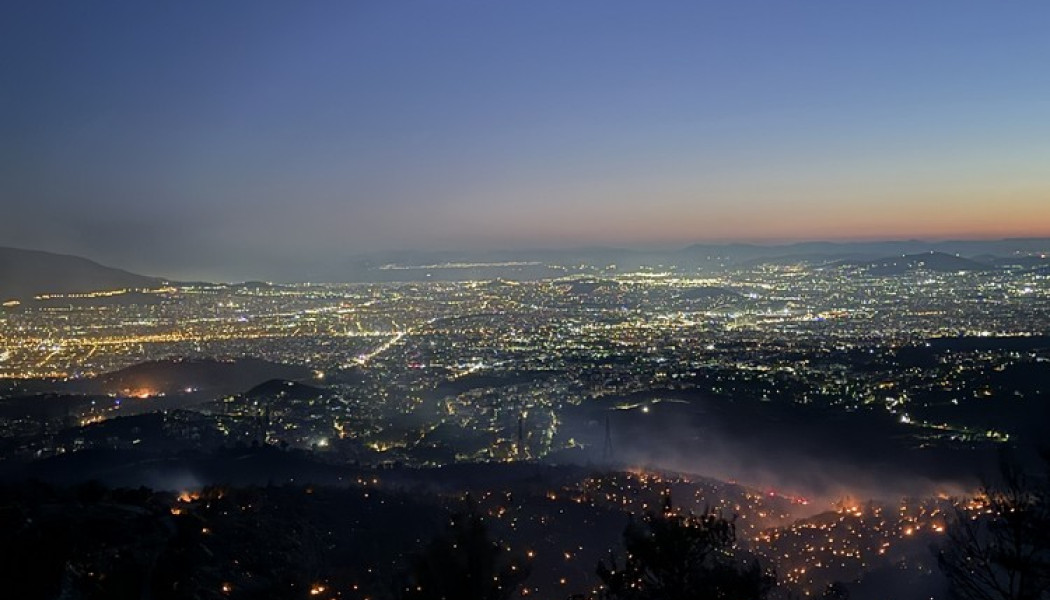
[
  {"left": 830, "top": 251, "right": 993, "bottom": 276},
  {"left": 675, "top": 237, "right": 1050, "bottom": 265},
  {"left": 2, "top": 238, "right": 1048, "bottom": 290},
  {"left": 0, "top": 247, "right": 164, "bottom": 300},
  {"left": 318, "top": 238, "right": 1050, "bottom": 282}
]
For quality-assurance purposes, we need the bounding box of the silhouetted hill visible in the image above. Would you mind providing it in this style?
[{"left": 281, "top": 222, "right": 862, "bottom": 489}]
[
  {"left": 972, "top": 254, "right": 1049, "bottom": 269},
  {"left": 564, "top": 279, "right": 619, "bottom": 295},
  {"left": 69, "top": 358, "right": 314, "bottom": 397},
  {"left": 0, "top": 246, "right": 164, "bottom": 300},
  {"left": 833, "top": 251, "right": 993, "bottom": 275},
  {"left": 245, "top": 378, "right": 324, "bottom": 401}
]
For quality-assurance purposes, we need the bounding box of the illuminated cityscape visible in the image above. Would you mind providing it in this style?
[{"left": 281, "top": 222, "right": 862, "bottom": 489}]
[
  {"left": 2, "top": 252, "right": 1049, "bottom": 598},
  {"left": 3, "top": 1, "right": 1050, "bottom": 598}
]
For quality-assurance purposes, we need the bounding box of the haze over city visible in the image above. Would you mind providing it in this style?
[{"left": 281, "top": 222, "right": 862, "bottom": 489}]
[
  {"left": 3, "top": 3, "right": 1050, "bottom": 600},
  {"left": 4, "top": 1, "right": 1050, "bottom": 281}
]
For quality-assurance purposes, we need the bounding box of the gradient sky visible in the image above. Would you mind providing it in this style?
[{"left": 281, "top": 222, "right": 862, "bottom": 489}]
[{"left": 2, "top": 1, "right": 1050, "bottom": 280}]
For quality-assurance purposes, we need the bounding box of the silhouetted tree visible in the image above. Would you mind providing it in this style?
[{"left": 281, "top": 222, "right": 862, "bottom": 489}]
[
  {"left": 400, "top": 502, "right": 529, "bottom": 600},
  {"left": 597, "top": 495, "right": 774, "bottom": 600},
  {"left": 937, "top": 453, "right": 1050, "bottom": 600}
]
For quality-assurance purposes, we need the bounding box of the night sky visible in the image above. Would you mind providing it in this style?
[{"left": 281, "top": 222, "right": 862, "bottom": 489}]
[{"left": 3, "top": 1, "right": 1049, "bottom": 280}]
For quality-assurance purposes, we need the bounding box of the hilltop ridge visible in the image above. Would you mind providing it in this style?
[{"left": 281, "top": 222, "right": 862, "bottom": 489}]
[{"left": 0, "top": 247, "right": 164, "bottom": 300}]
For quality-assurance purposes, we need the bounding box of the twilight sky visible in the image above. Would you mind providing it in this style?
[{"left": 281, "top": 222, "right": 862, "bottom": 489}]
[{"left": 2, "top": 1, "right": 1050, "bottom": 280}]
